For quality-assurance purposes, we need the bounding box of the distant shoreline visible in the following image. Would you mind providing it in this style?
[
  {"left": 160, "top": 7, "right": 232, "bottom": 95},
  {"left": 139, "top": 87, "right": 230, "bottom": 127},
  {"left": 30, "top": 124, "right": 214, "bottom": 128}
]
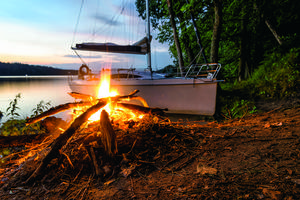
[{"left": 0, "top": 62, "right": 78, "bottom": 76}]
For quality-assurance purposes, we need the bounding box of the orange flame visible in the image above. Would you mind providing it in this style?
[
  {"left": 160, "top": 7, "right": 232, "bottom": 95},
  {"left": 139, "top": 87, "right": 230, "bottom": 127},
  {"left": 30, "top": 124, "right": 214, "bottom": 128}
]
[
  {"left": 82, "top": 66, "right": 145, "bottom": 123},
  {"left": 89, "top": 67, "right": 118, "bottom": 121}
]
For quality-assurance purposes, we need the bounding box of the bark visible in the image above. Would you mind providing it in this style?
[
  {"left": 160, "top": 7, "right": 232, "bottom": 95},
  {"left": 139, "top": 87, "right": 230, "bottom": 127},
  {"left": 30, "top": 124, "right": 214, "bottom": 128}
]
[
  {"left": 26, "top": 101, "right": 94, "bottom": 125},
  {"left": 68, "top": 92, "right": 96, "bottom": 101},
  {"left": 99, "top": 109, "right": 117, "bottom": 157},
  {"left": 210, "top": 0, "right": 222, "bottom": 64},
  {"left": 167, "top": 0, "right": 184, "bottom": 77},
  {"left": 117, "top": 103, "right": 167, "bottom": 117}
]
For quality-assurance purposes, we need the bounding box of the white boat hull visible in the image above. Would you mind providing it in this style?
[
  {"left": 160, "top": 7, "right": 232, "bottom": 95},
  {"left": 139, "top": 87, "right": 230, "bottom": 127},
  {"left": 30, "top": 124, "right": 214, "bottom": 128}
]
[{"left": 69, "top": 78, "right": 218, "bottom": 115}]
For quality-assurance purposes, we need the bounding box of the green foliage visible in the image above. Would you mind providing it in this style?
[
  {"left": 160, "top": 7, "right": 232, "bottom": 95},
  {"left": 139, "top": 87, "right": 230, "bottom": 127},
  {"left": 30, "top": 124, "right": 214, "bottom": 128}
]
[
  {"left": 0, "top": 118, "right": 47, "bottom": 137},
  {"left": 221, "top": 98, "right": 257, "bottom": 119},
  {"left": 6, "top": 93, "right": 22, "bottom": 120},
  {"left": 0, "top": 95, "right": 51, "bottom": 136},
  {"left": 31, "top": 100, "right": 51, "bottom": 117},
  {"left": 241, "top": 48, "right": 300, "bottom": 99}
]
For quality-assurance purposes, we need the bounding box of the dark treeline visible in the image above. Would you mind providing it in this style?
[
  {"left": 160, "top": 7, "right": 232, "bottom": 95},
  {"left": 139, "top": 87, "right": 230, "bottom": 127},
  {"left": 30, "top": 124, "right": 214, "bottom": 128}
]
[
  {"left": 136, "top": 0, "right": 300, "bottom": 83},
  {"left": 0, "top": 62, "right": 77, "bottom": 76}
]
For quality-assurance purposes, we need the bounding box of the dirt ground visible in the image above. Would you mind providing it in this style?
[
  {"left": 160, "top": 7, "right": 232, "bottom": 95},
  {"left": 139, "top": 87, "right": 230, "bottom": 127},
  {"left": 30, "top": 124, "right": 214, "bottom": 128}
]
[{"left": 0, "top": 99, "right": 300, "bottom": 199}]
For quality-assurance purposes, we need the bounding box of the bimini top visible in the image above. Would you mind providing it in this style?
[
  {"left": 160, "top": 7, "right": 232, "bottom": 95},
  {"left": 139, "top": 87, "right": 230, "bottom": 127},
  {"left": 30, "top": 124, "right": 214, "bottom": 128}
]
[{"left": 71, "top": 36, "right": 151, "bottom": 55}]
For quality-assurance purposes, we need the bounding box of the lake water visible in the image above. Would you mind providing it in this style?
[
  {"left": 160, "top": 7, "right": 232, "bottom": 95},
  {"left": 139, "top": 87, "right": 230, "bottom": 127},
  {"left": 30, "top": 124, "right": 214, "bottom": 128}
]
[{"left": 0, "top": 76, "right": 77, "bottom": 124}]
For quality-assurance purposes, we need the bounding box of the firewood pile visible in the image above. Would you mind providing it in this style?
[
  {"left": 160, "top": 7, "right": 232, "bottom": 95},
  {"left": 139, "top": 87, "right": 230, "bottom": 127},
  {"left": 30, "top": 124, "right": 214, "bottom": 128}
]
[{"left": 0, "top": 90, "right": 202, "bottom": 191}]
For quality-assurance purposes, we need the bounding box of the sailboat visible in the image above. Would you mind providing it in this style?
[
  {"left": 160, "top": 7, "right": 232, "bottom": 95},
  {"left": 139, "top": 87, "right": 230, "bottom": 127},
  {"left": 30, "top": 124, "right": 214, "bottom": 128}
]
[{"left": 68, "top": 0, "right": 222, "bottom": 115}]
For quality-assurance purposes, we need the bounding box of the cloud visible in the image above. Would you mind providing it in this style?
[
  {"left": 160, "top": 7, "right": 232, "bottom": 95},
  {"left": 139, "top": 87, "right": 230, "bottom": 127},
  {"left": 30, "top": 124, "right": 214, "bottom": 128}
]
[{"left": 93, "top": 14, "right": 121, "bottom": 26}]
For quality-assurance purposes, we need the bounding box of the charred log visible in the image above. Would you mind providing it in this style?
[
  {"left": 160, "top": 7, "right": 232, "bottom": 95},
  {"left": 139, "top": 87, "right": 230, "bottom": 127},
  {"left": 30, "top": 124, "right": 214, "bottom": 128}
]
[
  {"left": 26, "top": 101, "right": 94, "bottom": 125},
  {"left": 117, "top": 103, "right": 168, "bottom": 117},
  {"left": 99, "top": 110, "right": 117, "bottom": 157},
  {"left": 68, "top": 92, "right": 97, "bottom": 101}
]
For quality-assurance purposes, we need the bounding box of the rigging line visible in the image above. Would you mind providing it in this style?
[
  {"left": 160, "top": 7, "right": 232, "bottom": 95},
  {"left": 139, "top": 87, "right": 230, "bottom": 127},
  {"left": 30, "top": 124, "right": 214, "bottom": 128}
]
[
  {"left": 72, "top": 0, "right": 85, "bottom": 45},
  {"left": 74, "top": 50, "right": 87, "bottom": 65},
  {"left": 89, "top": 3, "right": 126, "bottom": 42},
  {"left": 185, "top": 49, "right": 203, "bottom": 69},
  {"left": 92, "top": 0, "right": 100, "bottom": 38}
]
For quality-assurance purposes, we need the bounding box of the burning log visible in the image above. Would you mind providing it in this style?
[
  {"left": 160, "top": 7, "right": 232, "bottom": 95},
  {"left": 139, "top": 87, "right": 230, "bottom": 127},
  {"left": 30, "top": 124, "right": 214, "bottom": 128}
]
[
  {"left": 117, "top": 103, "right": 168, "bottom": 117},
  {"left": 26, "top": 101, "right": 94, "bottom": 125},
  {"left": 25, "top": 99, "right": 107, "bottom": 184},
  {"left": 109, "top": 89, "right": 139, "bottom": 102},
  {"left": 68, "top": 92, "right": 96, "bottom": 101}
]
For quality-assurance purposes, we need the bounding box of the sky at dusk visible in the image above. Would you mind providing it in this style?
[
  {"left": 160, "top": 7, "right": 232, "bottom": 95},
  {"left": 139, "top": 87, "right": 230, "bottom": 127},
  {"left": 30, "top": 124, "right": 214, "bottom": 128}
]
[{"left": 0, "top": 0, "right": 173, "bottom": 71}]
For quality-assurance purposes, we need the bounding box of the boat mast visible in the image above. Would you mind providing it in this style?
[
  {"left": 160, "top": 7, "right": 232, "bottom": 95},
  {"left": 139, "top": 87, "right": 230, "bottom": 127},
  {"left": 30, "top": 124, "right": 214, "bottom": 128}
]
[{"left": 146, "top": 0, "right": 153, "bottom": 78}]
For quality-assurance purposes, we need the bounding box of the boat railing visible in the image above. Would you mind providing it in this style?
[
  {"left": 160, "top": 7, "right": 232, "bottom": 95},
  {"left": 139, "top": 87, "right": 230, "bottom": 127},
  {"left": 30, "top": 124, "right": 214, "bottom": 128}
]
[
  {"left": 111, "top": 68, "right": 143, "bottom": 80},
  {"left": 184, "top": 63, "right": 221, "bottom": 80}
]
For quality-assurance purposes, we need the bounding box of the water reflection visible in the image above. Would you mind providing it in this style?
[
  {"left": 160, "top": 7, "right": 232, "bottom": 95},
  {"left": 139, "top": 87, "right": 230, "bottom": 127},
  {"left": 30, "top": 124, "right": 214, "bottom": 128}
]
[{"left": 0, "top": 76, "right": 74, "bottom": 123}]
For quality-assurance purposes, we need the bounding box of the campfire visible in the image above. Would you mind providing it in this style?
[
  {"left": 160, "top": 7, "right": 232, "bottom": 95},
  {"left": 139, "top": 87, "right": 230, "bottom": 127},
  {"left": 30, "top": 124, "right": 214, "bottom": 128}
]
[
  {"left": 0, "top": 70, "right": 218, "bottom": 199},
  {"left": 21, "top": 69, "right": 168, "bottom": 184}
]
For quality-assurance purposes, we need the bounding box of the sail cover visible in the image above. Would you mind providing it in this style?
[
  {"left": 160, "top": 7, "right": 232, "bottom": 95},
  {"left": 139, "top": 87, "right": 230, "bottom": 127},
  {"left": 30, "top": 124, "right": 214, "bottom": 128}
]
[{"left": 72, "top": 36, "right": 151, "bottom": 55}]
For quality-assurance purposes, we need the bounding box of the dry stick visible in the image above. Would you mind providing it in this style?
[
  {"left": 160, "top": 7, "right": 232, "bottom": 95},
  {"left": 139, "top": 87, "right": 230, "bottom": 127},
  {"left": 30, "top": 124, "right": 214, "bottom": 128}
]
[
  {"left": 25, "top": 99, "right": 107, "bottom": 184},
  {"left": 26, "top": 101, "right": 94, "bottom": 125},
  {"left": 90, "top": 146, "right": 101, "bottom": 176}
]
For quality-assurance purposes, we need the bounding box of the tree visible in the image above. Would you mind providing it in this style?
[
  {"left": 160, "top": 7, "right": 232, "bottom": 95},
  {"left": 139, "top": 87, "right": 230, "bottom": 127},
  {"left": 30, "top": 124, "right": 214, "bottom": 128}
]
[
  {"left": 210, "top": 0, "right": 222, "bottom": 63},
  {"left": 136, "top": 0, "right": 300, "bottom": 82},
  {"left": 167, "top": 0, "right": 184, "bottom": 76}
]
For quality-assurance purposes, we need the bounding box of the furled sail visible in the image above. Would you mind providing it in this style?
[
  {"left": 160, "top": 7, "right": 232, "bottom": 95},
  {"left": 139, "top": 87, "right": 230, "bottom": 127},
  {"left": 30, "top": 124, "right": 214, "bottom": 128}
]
[{"left": 72, "top": 36, "right": 151, "bottom": 55}]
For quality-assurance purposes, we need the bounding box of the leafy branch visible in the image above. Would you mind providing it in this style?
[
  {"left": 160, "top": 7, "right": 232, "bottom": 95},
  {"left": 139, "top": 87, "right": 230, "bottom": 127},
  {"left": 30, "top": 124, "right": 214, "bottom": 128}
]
[{"left": 6, "top": 93, "right": 22, "bottom": 120}]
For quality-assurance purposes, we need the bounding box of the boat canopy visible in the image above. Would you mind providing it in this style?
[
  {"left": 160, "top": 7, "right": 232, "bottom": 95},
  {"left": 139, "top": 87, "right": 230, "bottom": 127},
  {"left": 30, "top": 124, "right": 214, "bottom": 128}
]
[{"left": 72, "top": 36, "right": 151, "bottom": 55}]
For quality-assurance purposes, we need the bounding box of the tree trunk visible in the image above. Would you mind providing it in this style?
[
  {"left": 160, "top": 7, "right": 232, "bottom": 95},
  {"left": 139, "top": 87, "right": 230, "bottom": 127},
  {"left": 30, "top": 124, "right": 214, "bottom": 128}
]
[
  {"left": 210, "top": 0, "right": 222, "bottom": 64},
  {"left": 167, "top": 0, "right": 184, "bottom": 77},
  {"left": 238, "top": 7, "right": 247, "bottom": 81}
]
